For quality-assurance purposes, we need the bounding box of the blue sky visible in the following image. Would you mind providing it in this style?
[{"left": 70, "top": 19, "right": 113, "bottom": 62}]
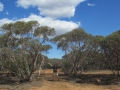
[{"left": 0, "top": 0, "right": 120, "bottom": 59}]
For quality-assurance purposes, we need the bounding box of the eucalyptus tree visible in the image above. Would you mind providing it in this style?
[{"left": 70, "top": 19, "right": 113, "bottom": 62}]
[
  {"left": 0, "top": 21, "right": 55, "bottom": 81},
  {"left": 34, "top": 26, "right": 55, "bottom": 77},
  {"left": 53, "top": 28, "right": 91, "bottom": 75},
  {"left": 88, "top": 35, "right": 105, "bottom": 70},
  {"left": 100, "top": 30, "right": 120, "bottom": 76}
]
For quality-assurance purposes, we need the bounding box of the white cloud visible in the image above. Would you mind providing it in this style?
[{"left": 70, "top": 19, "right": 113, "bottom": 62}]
[
  {"left": 0, "top": 18, "right": 14, "bottom": 26},
  {"left": 0, "top": 14, "right": 80, "bottom": 35},
  {"left": 5, "top": 11, "right": 9, "bottom": 15},
  {"left": 0, "top": 2, "right": 4, "bottom": 11},
  {"left": 87, "top": 3, "right": 96, "bottom": 6},
  {"left": 16, "top": 0, "right": 86, "bottom": 18}
]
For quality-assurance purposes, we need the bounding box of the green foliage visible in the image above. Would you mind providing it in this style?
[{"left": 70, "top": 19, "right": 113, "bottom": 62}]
[
  {"left": 53, "top": 28, "right": 120, "bottom": 76},
  {"left": 0, "top": 20, "right": 55, "bottom": 81},
  {"left": 100, "top": 30, "right": 120, "bottom": 75},
  {"left": 0, "top": 20, "right": 120, "bottom": 80}
]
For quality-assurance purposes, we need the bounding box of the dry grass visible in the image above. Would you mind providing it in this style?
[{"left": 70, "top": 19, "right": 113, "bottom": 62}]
[
  {"left": 0, "top": 69, "right": 120, "bottom": 90},
  {"left": 85, "top": 70, "right": 113, "bottom": 74}
]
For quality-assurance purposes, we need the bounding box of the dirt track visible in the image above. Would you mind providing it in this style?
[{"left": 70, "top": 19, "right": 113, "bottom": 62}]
[
  {"left": 30, "top": 69, "right": 120, "bottom": 90},
  {"left": 30, "top": 80, "right": 108, "bottom": 90}
]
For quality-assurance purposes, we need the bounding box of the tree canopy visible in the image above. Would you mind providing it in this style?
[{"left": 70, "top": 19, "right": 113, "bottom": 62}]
[{"left": 0, "top": 20, "right": 120, "bottom": 81}]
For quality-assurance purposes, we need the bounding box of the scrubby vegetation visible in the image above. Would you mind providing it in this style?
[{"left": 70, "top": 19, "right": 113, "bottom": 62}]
[{"left": 0, "top": 21, "right": 120, "bottom": 84}]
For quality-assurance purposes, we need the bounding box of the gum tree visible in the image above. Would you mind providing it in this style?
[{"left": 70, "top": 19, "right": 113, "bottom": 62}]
[
  {"left": 53, "top": 28, "right": 91, "bottom": 76},
  {"left": 0, "top": 21, "right": 55, "bottom": 81},
  {"left": 100, "top": 30, "right": 120, "bottom": 76}
]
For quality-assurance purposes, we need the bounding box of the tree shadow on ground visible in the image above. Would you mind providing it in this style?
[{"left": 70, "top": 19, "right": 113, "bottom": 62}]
[
  {"left": 45, "top": 73, "right": 68, "bottom": 82},
  {"left": 74, "top": 74, "right": 120, "bottom": 85},
  {"left": 0, "top": 72, "right": 20, "bottom": 84},
  {"left": 0, "top": 76, "right": 18, "bottom": 84},
  {"left": 44, "top": 73, "right": 120, "bottom": 85}
]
